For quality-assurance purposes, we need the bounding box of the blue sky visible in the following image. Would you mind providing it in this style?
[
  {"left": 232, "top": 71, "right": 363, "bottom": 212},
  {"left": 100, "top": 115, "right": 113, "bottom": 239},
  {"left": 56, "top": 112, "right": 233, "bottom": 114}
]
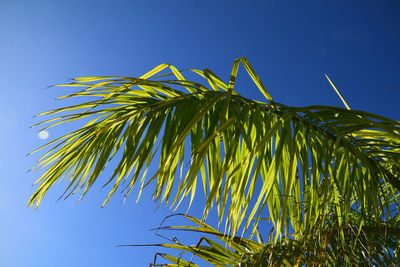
[{"left": 1, "top": 0, "right": 399, "bottom": 266}]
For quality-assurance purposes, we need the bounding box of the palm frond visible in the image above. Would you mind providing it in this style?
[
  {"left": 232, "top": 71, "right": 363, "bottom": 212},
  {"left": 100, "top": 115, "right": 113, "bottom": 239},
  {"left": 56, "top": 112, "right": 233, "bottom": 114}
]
[
  {"left": 122, "top": 214, "right": 400, "bottom": 266},
  {"left": 29, "top": 58, "right": 400, "bottom": 242}
]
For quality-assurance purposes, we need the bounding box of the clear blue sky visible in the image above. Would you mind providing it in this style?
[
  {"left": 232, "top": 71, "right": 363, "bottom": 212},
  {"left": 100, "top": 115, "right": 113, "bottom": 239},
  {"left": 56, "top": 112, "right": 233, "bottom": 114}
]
[{"left": 1, "top": 1, "right": 399, "bottom": 266}]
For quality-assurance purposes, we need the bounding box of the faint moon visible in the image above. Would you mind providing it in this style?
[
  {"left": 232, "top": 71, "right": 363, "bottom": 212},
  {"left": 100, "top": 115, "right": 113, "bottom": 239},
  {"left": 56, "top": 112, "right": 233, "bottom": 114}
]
[{"left": 38, "top": 130, "right": 49, "bottom": 140}]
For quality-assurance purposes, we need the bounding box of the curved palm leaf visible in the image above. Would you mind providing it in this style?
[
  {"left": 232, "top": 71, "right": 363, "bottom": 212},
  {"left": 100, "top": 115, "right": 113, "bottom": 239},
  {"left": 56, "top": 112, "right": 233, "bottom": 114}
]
[
  {"left": 121, "top": 214, "right": 400, "bottom": 266},
  {"left": 29, "top": 58, "right": 400, "bottom": 242}
]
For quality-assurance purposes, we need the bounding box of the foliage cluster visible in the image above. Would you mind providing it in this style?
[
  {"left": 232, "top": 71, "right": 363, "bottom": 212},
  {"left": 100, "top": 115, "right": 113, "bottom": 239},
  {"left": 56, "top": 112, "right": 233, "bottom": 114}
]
[{"left": 30, "top": 59, "right": 400, "bottom": 265}]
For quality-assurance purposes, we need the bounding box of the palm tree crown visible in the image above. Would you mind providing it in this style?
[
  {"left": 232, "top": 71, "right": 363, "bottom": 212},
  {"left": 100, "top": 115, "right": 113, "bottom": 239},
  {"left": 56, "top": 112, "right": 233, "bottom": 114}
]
[{"left": 30, "top": 58, "right": 400, "bottom": 265}]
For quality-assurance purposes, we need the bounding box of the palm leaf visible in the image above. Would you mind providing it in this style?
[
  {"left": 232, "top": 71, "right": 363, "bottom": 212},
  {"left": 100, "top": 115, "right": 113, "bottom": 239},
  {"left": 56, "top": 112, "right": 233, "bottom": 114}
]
[
  {"left": 29, "top": 58, "right": 400, "bottom": 244},
  {"left": 120, "top": 214, "right": 400, "bottom": 266}
]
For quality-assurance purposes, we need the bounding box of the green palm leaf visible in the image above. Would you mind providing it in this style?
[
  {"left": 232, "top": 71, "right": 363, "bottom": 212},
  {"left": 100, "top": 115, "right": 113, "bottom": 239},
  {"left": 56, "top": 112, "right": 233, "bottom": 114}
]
[
  {"left": 29, "top": 58, "right": 400, "bottom": 244},
  {"left": 120, "top": 214, "right": 400, "bottom": 266}
]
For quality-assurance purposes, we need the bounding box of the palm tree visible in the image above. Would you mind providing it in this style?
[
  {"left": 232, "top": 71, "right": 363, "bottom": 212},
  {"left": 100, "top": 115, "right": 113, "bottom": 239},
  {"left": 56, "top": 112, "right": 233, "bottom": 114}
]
[{"left": 30, "top": 58, "right": 400, "bottom": 265}]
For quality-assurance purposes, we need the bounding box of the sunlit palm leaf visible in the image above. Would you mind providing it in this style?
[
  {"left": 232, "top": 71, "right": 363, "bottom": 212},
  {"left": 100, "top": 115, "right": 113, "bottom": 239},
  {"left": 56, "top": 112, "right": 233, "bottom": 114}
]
[{"left": 29, "top": 58, "right": 400, "bottom": 243}]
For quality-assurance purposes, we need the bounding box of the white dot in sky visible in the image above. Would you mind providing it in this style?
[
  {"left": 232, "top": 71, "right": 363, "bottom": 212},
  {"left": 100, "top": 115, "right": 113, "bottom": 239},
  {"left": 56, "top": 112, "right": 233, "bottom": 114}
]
[{"left": 38, "top": 130, "right": 49, "bottom": 140}]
